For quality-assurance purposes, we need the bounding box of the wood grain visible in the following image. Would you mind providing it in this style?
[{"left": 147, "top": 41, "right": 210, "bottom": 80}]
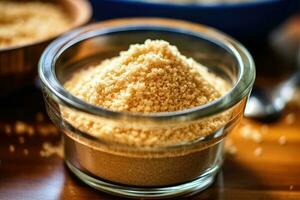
[{"left": 0, "top": 86, "right": 299, "bottom": 200}]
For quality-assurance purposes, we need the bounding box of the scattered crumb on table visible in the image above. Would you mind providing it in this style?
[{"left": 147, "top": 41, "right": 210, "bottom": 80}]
[
  {"left": 254, "top": 147, "right": 263, "bottom": 157},
  {"left": 285, "top": 113, "right": 296, "bottom": 125},
  {"left": 278, "top": 136, "right": 287, "bottom": 145},
  {"left": 18, "top": 136, "right": 25, "bottom": 144},
  {"left": 9, "top": 144, "right": 15, "bottom": 153},
  {"left": 35, "top": 112, "right": 45, "bottom": 123},
  {"left": 225, "top": 139, "right": 237, "bottom": 155},
  {"left": 4, "top": 124, "right": 12, "bottom": 135},
  {"left": 240, "top": 124, "right": 263, "bottom": 143},
  {"left": 40, "top": 141, "right": 63, "bottom": 158},
  {"left": 23, "top": 148, "right": 29, "bottom": 156}
]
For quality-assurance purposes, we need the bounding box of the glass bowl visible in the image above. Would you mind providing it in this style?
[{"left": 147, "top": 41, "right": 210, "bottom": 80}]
[{"left": 39, "top": 18, "right": 255, "bottom": 199}]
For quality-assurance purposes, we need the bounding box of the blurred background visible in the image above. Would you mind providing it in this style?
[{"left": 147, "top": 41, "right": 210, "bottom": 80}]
[{"left": 1, "top": 1, "right": 300, "bottom": 199}]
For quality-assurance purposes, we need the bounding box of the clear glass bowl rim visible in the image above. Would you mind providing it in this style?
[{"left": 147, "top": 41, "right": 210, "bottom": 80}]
[
  {"left": 113, "top": 0, "right": 280, "bottom": 8},
  {"left": 39, "top": 18, "right": 255, "bottom": 123}
]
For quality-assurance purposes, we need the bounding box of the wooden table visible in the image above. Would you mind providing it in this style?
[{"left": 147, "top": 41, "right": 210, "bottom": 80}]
[{"left": 0, "top": 86, "right": 299, "bottom": 200}]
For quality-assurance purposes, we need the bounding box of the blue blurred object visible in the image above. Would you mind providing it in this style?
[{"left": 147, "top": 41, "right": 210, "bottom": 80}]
[{"left": 90, "top": 0, "right": 300, "bottom": 41}]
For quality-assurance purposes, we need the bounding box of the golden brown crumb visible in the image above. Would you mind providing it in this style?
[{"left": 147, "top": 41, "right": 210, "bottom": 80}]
[
  {"left": 36, "top": 125, "right": 58, "bottom": 136},
  {"left": 62, "top": 40, "right": 231, "bottom": 146},
  {"left": 65, "top": 40, "right": 228, "bottom": 112},
  {"left": 23, "top": 148, "right": 29, "bottom": 156},
  {"left": 10, "top": 121, "right": 58, "bottom": 137},
  {"left": 226, "top": 144, "right": 237, "bottom": 155},
  {"left": 225, "top": 139, "right": 237, "bottom": 155},
  {"left": 0, "top": 1, "right": 72, "bottom": 48},
  {"left": 9, "top": 145, "right": 15, "bottom": 153},
  {"left": 278, "top": 136, "right": 287, "bottom": 145},
  {"left": 40, "top": 142, "right": 63, "bottom": 158},
  {"left": 27, "top": 126, "right": 35, "bottom": 136},
  {"left": 15, "top": 121, "right": 27, "bottom": 134},
  {"left": 254, "top": 147, "right": 263, "bottom": 156},
  {"left": 285, "top": 113, "right": 296, "bottom": 125},
  {"left": 14, "top": 121, "right": 35, "bottom": 136},
  {"left": 240, "top": 125, "right": 252, "bottom": 138},
  {"left": 4, "top": 124, "right": 12, "bottom": 135},
  {"left": 35, "top": 112, "right": 45, "bottom": 123},
  {"left": 252, "top": 132, "right": 262, "bottom": 143},
  {"left": 260, "top": 125, "right": 269, "bottom": 134},
  {"left": 18, "top": 136, "right": 25, "bottom": 144},
  {"left": 240, "top": 125, "right": 262, "bottom": 143}
]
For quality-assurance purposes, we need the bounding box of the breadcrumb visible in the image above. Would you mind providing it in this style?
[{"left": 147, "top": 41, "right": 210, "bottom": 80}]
[
  {"left": 23, "top": 148, "right": 29, "bottom": 156},
  {"left": 35, "top": 112, "right": 45, "bottom": 123},
  {"left": 278, "top": 136, "right": 287, "bottom": 145},
  {"left": 36, "top": 125, "right": 58, "bottom": 136},
  {"left": 254, "top": 147, "right": 263, "bottom": 156},
  {"left": 14, "top": 121, "right": 35, "bottom": 136},
  {"left": 225, "top": 139, "right": 237, "bottom": 155},
  {"left": 252, "top": 132, "right": 262, "bottom": 143},
  {"left": 15, "top": 121, "right": 27, "bottom": 134},
  {"left": 62, "top": 40, "right": 231, "bottom": 146},
  {"left": 4, "top": 124, "right": 12, "bottom": 135},
  {"left": 7, "top": 121, "right": 58, "bottom": 137},
  {"left": 18, "top": 136, "right": 25, "bottom": 144},
  {"left": 65, "top": 40, "right": 228, "bottom": 113},
  {"left": 227, "top": 145, "right": 237, "bottom": 155},
  {"left": 0, "top": 1, "right": 72, "bottom": 47},
  {"left": 27, "top": 126, "right": 35, "bottom": 136},
  {"left": 285, "top": 113, "right": 296, "bottom": 125},
  {"left": 260, "top": 125, "right": 269, "bottom": 134},
  {"left": 40, "top": 142, "right": 63, "bottom": 158},
  {"left": 240, "top": 125, "right": 262, "bottom": 143},
  {"left": 9, "top": 145, "right": 15, "bottom": 153}
]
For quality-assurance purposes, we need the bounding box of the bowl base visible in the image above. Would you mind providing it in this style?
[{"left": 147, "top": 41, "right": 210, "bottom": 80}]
[{"left": 66, "top": 160, "right": 219, "bottom": 199}]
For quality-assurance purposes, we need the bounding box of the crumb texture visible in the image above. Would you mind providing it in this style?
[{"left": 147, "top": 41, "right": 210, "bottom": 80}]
[
  {"left": 63, "top": 40, "right": 230, "bottom": 146},
  {"left": 0, "top": 1, "right": 71, "bottom": 47},
  {"left": 65, "top": 40, "right": 227, "bottom": 112}
]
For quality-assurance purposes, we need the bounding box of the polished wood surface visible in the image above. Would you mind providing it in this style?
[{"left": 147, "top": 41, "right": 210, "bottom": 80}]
[{"left": 0, "top": 87, "right": 299, "bottom": 200}]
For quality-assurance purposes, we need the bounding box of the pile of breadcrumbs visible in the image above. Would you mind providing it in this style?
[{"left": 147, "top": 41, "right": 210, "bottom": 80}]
[
  {"left": 0, "top": 1, "right": 71, "bottom": 47},
  {"left": 63, "top": 40, "right": 230, "bottom": 146}
]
